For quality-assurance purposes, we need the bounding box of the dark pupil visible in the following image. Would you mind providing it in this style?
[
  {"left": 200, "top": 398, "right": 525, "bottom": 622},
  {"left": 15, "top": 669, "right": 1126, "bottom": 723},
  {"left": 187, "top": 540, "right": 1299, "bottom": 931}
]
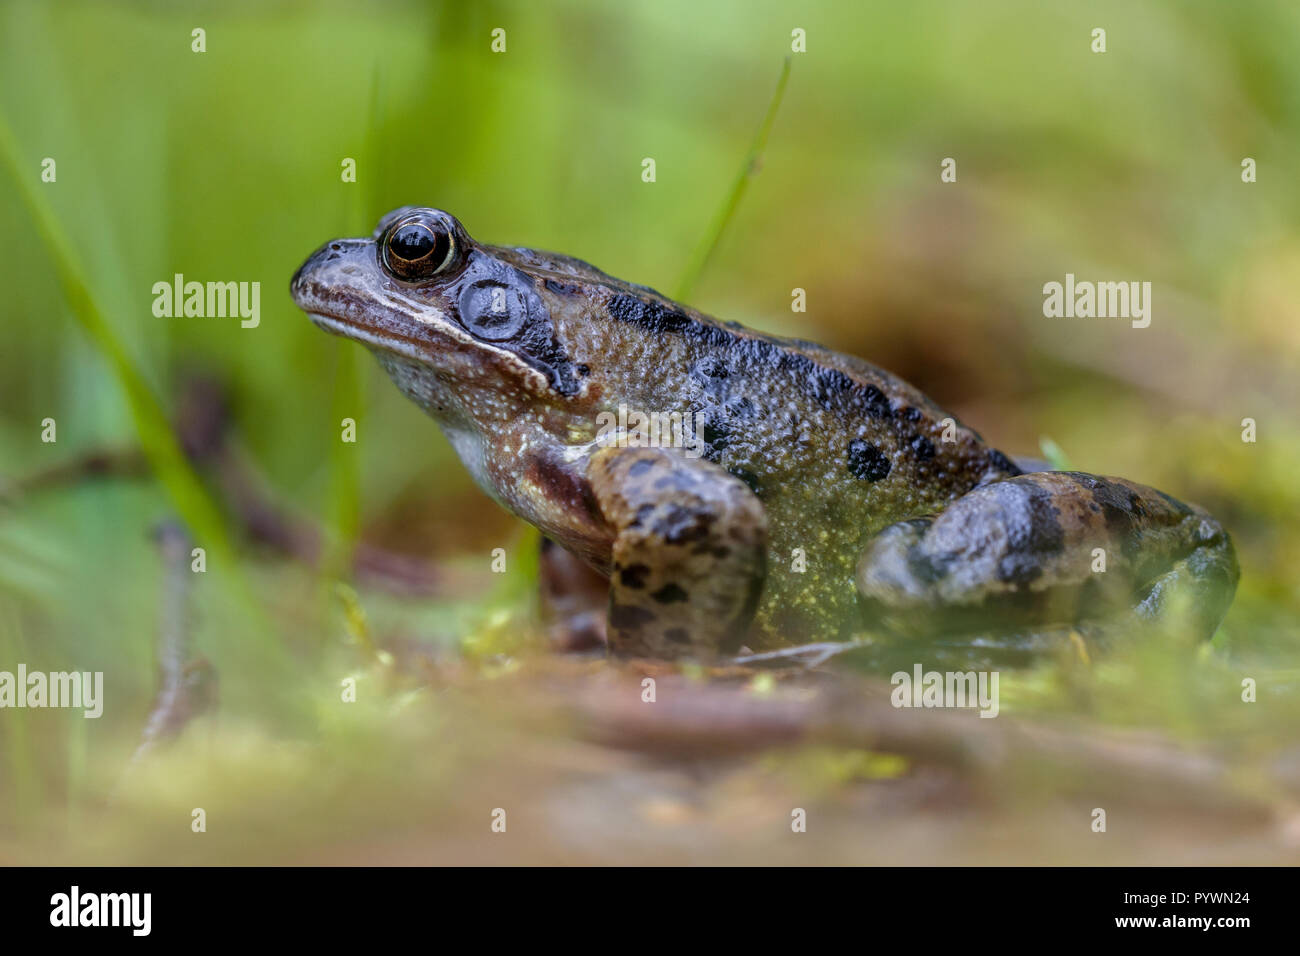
[{"left": 391, "top": 223, "right": 442, "bottom": 263}]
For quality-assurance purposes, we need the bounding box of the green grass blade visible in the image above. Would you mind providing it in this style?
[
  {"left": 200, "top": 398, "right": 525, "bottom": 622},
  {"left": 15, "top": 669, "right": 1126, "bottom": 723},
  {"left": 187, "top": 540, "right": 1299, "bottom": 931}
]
[
  {"left": 1039, "top": 436, "right": 1075, "bottom": 472},
  {"left": 321, "top": 65, "right": 385, "bottom": 584},
  {"left": 675, "top": 56, "right": 792, "bottom": 303},
  {"left": 0, "top": 110, "right": 233, "bottom": 559}
]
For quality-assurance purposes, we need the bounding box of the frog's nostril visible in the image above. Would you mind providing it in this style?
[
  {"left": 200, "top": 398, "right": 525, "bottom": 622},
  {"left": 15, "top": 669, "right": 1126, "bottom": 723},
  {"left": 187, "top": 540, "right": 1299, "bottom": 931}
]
[
  {"left": 320, "top": 241, "right": 350, "bottom": 264},
  {"left": 290, "top": 261, "right": 310, "bottom": 295}
]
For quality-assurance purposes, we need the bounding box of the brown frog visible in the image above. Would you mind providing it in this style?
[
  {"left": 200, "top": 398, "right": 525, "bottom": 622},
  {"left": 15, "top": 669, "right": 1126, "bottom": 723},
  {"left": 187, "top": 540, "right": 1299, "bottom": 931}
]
[{"left": 291, "top": 207, "right": 1239, "bottom": 663}]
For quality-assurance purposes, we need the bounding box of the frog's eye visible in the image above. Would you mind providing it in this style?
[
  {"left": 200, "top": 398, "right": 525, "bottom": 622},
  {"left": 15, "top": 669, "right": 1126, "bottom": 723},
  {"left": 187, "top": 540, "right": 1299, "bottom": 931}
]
[{"left": 381, "top": 215, "right": 456, "bottom": 281}]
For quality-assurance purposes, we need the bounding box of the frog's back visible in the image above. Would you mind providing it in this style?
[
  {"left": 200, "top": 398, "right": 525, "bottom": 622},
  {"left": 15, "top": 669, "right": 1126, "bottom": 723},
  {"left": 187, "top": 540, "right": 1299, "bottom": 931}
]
[{"left": 502, "top": 242, "right": 1013, "bottom": 486}]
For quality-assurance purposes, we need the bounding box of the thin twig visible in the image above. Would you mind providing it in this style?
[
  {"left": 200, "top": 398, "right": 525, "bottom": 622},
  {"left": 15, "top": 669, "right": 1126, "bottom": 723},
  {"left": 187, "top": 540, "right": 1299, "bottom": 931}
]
[
  {"left": 121, "top": 521, "right": 218, "bottom": 776},
  {"left": 5, "top": 378, "right": 441, "bottom": 595},
  {"left": 526, "top": 668, "right": 1298, "bottom": 817},
  {"left": 0, "top": 447, "right": 148, "bottom": 503}
]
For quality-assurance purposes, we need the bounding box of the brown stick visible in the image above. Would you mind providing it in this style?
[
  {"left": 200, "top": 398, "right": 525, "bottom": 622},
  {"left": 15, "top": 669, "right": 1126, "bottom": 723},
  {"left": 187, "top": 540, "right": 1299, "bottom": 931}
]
[
  {"left": 120, "top": 521, "right": 218, "bottom": 779},
  {"left": 547, "top": 669, "right": 1293, "bottom": 818}
]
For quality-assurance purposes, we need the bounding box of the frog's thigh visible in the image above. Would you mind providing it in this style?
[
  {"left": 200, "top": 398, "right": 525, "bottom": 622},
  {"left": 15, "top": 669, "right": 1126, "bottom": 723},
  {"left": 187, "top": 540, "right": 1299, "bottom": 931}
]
[
  {"left": 586, "top": 445, "right": 767, "bottom": 658},
  {"left": 856, "top": 471, "right": 1238, "bottom": 639}
]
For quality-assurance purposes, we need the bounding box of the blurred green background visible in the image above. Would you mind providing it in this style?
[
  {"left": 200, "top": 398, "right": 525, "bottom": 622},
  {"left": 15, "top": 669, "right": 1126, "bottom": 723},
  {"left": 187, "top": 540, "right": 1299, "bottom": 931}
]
[{"left": 1, "top": 0, "right": 1297, "bottom": 864}]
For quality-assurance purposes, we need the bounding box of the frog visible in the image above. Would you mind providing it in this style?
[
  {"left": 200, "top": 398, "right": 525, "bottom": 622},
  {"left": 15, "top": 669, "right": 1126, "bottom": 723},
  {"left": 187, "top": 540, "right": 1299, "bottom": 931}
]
[{"left": 291, "top": 207, "right": 1239, "bottom": 664}]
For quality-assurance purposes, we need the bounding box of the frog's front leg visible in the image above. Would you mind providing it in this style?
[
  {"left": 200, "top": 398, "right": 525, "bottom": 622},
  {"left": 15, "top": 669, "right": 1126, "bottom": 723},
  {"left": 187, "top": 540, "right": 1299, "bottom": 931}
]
[
  {"left": 586, "top": 445, "right": 767, "bottom": 658},
  {"left": 856, "top": 471, "right": 1239, "bottom": 646}
]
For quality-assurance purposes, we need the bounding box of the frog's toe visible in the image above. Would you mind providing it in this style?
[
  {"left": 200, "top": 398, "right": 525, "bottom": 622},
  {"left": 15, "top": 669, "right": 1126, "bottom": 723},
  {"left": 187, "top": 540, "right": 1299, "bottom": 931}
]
[{"left": 1132, "top": 531, "right": 1241, "bottom": 638}]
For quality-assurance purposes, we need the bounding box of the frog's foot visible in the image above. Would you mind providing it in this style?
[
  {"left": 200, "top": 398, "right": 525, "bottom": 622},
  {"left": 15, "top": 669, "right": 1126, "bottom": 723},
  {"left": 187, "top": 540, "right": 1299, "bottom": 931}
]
[
  {"left": 587, "top": 445, "right": 767, "bottom": 659},
  {"left": 855, "top": 471, "right": 1239, "bottom": 646},
  {"left": 538, "top": 537, "right": 608, "bottom": 653}
]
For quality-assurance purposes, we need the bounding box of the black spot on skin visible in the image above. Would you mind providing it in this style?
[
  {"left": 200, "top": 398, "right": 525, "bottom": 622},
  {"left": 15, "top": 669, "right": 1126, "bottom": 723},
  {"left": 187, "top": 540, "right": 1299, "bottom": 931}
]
[
  {"left": 1062, "top": 472, "right": 1146, "bottom": 560},
  {"left": 990, "top": 480, "right": 1066, "bottom": 585},
  {"left": 653, "top": 505, "right": 713, "bottom": 544},
  {"left": 650, "top": 583, "right": 688, "bottom": 604},
  {"left": 1007, "top": 484, "right": 1065, "bottom": 550},
  {"left": 653, "top": 471, "right": 695, "bottom": 493},
  {"left": 701, "top": 416, "right": 730, "bottom": 454},
  {"left": 895, "top": 518, "right": 946, "bottom": 584},
  {"left": 859, "top": 384, "right": 891, "bottom": 419},
  {"left": 605, "top": 294, "right": 644, "bottom": 324},
  {"left": 610, "top": 604, "right": 656, "bottom": 632},
  {"left": 627, "top": 458, "right": 656, "bottom": 478},
  {"left": 811, "top": 367, "right": 857, "bottom": 410},
  {"left": 576, "top": 363, "right": 590, "bottom": 377},
  {"left": 543, "top": 278, "right": 583, "bottom": 295},
  {"left": 724, "top": 396, "right": 758, "bottom": 420},
  {"left": 690, "top": 355, "right": 729, "bottom": 382},
  {"left": 901, "top": 406, "right": 923, "bottom": 422},
  {"left": 607, "top": 294, "right": 699, "bottom": 337},
  {"left": 631, "top": 503, "right": 655, "bottom": 528},
  {"left": 619, "top": 564, "right": 651, "bottom": 589},
  {"left": 987, "top": 448, "right": 1023, "bottom": 476},
  {"left": 664, "top": 627, "right": 690, "bottom": 644},
  {"left": 847, "top": 439, "right": 891, "bottom": 482},
  {"left": 909, "top": 435, "right": 936, "bottom": 460}
]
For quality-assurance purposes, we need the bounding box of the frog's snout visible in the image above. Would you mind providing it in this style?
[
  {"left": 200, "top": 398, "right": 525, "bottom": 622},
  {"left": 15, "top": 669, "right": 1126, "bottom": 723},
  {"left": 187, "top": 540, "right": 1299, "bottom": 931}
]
[
  {"left": 290, "top": 237, "right": 372, "bottom": 307},
  {"left": 292, "top": 235, "right": 464, "bottom": 366},
  {"left": 290, "top": 236, "right": 398, "bottom": 347}
]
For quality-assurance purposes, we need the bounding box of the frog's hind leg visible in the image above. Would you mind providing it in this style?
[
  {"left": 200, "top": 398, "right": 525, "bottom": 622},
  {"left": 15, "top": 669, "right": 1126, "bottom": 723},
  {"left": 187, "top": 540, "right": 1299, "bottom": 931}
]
[
  {"left": 855, "top": 471, "right": 1239, "bottom": 649},
  {"left": 538, "top": 537, "right": 609, "bottom": 653}
]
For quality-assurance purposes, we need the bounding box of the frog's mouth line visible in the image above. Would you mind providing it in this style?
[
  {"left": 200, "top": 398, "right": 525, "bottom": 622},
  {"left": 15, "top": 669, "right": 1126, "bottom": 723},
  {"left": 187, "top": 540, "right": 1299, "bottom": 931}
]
[
  {"left": 305, "top": 309, "right": 432, "bottom": 364},
  {"left": 307, "top": 306, "right": 561, "bottom": 399},
  {"left": 303, "top": 299, "right": 537, "bottom": 378}
]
